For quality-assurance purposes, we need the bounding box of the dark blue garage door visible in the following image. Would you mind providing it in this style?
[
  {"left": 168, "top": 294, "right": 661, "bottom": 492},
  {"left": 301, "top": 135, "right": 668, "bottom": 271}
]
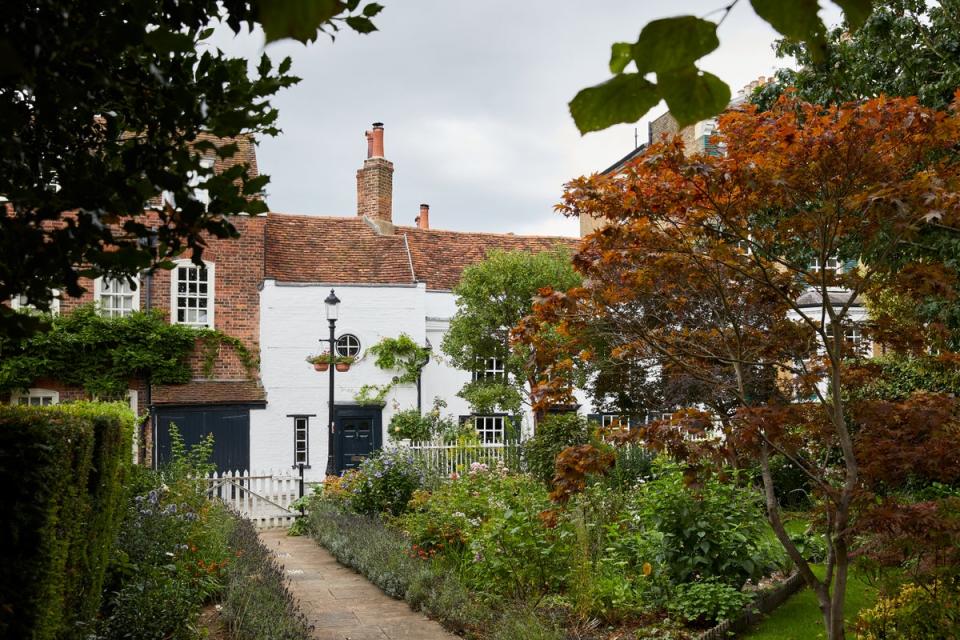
[{"left": 155, "top": 405, "right": 250, "bottom": 472}]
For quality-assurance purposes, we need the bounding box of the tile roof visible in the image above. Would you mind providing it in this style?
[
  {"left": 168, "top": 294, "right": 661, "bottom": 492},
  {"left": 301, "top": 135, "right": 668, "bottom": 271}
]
[
  {"left": 153, "top": 380, "right": 266, "bottom": 406},
  {"left": 398, "top": 226, "right": 579, "bottom": 291},
  {"left": 264, "top": 213, "right": 578, "bottom": 290},
  {"left": 265, "top": 214, "right": 415, "bottom": 284}
]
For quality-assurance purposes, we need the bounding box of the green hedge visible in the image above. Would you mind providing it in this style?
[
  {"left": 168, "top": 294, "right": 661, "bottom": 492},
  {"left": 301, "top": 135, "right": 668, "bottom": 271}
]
[{"left": 0, "top": 402, "right": 133, "bottom": 640}]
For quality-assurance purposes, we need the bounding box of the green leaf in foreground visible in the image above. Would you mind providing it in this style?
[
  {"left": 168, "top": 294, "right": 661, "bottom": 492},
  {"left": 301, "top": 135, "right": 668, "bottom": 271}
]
[
  {"left": 750, "top": 0, "right": 827, "bottom": 61},
  {"left": 832, "top": 0, "right": 875, "bottom": 31},
  {"left": 632, "top": 16, "right": 720, "bottom": 74},
  {"left": 609, "top": 42, "right": 634, "bottom": 74},
  {"left": 259, "top": 0, "right": 347, "bottom": 44},
  {"left": 570, "top": 73, "right": 660, "bottom": 134},
  {"left": 658, "top": 67, "right": 731, "bottom": 129}
]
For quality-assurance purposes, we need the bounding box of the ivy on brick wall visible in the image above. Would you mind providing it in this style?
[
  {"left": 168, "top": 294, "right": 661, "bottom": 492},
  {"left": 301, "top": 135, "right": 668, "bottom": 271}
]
[{"left": 0, "top": 305, "right": 257, "bottom": 398}]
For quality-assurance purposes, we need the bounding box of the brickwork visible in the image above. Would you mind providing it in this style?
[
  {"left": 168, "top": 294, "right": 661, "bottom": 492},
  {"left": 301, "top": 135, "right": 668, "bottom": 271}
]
[{"left": 356, "top": 157, "right": 394, "bottom": 222}]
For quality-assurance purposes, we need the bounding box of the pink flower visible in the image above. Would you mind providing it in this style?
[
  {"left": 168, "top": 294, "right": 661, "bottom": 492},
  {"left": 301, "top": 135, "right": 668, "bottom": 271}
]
[{"left": 449, "top": 472, "right": 460, "bottom": 480}]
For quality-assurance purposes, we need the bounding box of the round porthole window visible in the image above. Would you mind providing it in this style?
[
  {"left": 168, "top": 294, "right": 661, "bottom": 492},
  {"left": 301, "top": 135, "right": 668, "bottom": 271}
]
[{"left": 335, "top": 334, "right": 361, "bottom": 358}]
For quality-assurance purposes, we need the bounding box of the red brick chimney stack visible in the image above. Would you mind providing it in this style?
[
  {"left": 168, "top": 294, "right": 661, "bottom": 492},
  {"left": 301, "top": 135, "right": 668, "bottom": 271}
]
[
  {"left": 415, "top": 203, "right": 430, "bottom": 230},
  {"left": 357, "top": 122, "right": 394, "bottom": 223}
]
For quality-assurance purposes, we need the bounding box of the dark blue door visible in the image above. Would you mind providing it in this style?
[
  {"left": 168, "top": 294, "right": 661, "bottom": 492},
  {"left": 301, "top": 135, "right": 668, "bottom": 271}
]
[
  {"left": 335, "top": 405, "right": 382, "bottom": 472},
  {"left": 155, "top": 405, "right": 250, "bottom": 472}
]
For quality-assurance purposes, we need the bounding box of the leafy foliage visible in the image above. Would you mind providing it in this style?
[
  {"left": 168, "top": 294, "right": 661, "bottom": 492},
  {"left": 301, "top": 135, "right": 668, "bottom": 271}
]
[
  {"left": 442, "top": 247, "right": 579, "bottom": 417},
  {"left": 855, "top": 580, "right": 960, "bottom": 640},
  {"left": 335, "top": 449, "right": 427, "bottom": 517},
  {"left": 522, "top": 412, "right": 590, "bottom": 485},
  {"left": 0, "top": 402, "right": 133, "bottom": 640},
  {"left": 355, "top": 333, "right": 430, "bottom": 405},
  {"left": 0, "top": 0, "right": 382, "bottom": 338},
  {"left": 388, "top": 398, "right": 458, "bottom": 441},
  {"left": 668, "top": 577, "right": 754, "bottom": 626},
  {"left": 756, "top": 0, "right": 960, "bottom": 112},
  {"left": 570, "top": 0, "right": 877, "bottom": 132},
  {"left": 0, "top": 305, "right": 256, "bottom": 397},
  {"left": 400, "top": 466, "right": 573, "bottom": 600},
  {"left": 630, "top": 461, "right": 779, "bottom": 588}
]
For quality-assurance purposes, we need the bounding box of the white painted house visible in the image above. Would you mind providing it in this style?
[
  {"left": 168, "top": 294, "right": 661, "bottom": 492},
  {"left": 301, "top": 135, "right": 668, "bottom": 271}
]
[{"left": 249, "top": 124, "right": 578, "bottom": 481}]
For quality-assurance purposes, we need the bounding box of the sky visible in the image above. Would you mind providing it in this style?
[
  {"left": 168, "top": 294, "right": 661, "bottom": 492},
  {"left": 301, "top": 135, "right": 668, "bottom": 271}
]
[{"left": 214, "top": 1, "right": 840, "bottom": 237}]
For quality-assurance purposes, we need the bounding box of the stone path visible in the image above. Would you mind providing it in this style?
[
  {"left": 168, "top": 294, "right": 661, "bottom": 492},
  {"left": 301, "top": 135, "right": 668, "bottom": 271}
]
[{"left": 259, "top": 529, "right": 458, "bottom": 640}]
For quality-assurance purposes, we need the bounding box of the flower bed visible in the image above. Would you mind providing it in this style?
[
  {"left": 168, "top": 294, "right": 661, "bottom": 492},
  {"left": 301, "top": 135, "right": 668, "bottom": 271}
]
[
  {"left": 306, "top": 450, "right": 790, "bottom": 639},
  {"left": 97, "top": 429, "right": 309, "bottom": 640}
]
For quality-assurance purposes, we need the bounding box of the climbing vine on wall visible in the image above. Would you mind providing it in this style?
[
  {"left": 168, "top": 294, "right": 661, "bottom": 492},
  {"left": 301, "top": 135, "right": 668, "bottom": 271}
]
[
  {"left": 354, "top": 333, "right": 430, "bottom": 405},
  {"left": 0, "top": 305, "right": 257, "bottom": 398}
]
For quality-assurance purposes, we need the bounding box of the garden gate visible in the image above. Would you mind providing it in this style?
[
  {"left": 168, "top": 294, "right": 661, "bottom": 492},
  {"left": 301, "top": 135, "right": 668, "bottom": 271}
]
[{"left": 204, "top": 469, "right": 318, "bottom": 529}]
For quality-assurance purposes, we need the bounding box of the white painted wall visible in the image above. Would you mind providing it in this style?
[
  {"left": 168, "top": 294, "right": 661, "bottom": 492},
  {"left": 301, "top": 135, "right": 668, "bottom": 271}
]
[
  {"left": 254, "top": 283, "right": 585, "bottom": 479},
  {"left": 253, "top": 281, "right": 426, "bottom": 481}
]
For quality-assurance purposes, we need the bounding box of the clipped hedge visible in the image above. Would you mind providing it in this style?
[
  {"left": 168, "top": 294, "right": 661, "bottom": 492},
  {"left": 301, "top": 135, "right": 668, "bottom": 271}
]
[
  {"left": 221, "top": 515, "right": 311, "bottom": 640},
  {"left": 0, "top": 402, "right": 133, "bottom": 640}
]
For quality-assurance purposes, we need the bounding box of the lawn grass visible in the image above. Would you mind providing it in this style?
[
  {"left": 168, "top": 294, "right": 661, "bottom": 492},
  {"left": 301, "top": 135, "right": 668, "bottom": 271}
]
[{"left": 741, "top": 565, "right": 878, "bottom": 640}]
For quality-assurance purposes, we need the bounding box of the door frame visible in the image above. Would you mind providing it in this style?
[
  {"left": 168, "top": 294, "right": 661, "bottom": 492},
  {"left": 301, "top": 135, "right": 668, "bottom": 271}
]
[{"left": 333, "top": 404, "right": 383, "bottom": 473}]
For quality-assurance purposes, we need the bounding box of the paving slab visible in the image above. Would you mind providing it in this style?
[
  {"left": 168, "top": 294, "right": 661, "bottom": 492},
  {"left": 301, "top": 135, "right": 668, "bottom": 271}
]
[{"left": 259, "top": 529, "right": 458, "bottom": 640}]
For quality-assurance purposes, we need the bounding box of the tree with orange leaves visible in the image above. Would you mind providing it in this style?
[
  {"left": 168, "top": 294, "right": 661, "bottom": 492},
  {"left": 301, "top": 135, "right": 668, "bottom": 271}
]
[{"left": 516, "top": 94, "right": 960, "bottom": 640}]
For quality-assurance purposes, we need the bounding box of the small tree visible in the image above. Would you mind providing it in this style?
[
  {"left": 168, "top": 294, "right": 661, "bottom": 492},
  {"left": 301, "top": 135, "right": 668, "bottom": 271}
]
[
  {"left": 522, "top": 94, "right": 960, "bottom": 640},
  {"left": 441, "top": 248, "right": 580, "bottom": 424}
]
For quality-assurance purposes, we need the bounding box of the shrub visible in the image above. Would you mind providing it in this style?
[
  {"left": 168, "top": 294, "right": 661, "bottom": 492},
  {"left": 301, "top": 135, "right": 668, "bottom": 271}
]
[
  {"left": 400, "top": 465, "right": 572, "bottom": 599},
  {"left": 389, "top": 409, "right": 434, "bottom": 441},
  {"left": 221, "top": 515, "right": 311, "bottom": 640},
  {"left": 98, "top": 426, "right": 232, "bottom": 640},
  {"left": 388, "top": 398, "right": 459, "bottom": 442},
  {"left": 523, "top": 413, "right": 589, "bottom": 485},
  {"left": 349, "top": 449, "right": 426, "bottom": 516},
  {"left": 856, "top": 581, "right": 960, "bottom": 640},
  {"left": 0, "top": 402, "right": 133, "bottom": 640},
  {"left": 630, "top": 459, "right": 778, "bottom": 587},
  {"left": 668, "top": 578, "right": 753, "bottom": 626}
]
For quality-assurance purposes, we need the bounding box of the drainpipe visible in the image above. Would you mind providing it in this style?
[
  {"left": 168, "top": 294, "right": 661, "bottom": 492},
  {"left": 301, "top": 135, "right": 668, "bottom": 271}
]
[
  {"left": 416, "top": 339, "right": 432, "bottom": 414},
  {"left": 142, "top": 226, "right": 158, "bottom": 467}
]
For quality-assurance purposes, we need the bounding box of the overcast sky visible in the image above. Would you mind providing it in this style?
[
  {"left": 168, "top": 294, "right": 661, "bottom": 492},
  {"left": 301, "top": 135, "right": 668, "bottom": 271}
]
[{"left": 215, "top": 1, "right": 840, "bottom": 237}]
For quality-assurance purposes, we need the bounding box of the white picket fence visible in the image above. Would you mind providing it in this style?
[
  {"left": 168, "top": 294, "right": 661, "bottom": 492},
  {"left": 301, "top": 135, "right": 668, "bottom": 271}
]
[
  {"left": 390, "top": 439, "right": 524, "bottom": 476},
  {"left": 204, "top": 470, "right": 318, "bottom": 529}
]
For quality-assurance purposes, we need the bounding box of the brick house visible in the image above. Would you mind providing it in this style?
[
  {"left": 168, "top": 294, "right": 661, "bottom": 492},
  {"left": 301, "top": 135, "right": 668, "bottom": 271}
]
[{"left": 8, "top": 125, "right": 582, "bottom": 475}]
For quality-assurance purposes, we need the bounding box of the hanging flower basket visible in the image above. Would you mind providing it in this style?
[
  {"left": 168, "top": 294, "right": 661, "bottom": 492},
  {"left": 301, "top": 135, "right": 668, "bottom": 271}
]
[
  {"left": 334, "top": 356, "right": 355, "bottom": 372},
  {"left": 306, "top": 353, "right": 331, "bottom": 371}
]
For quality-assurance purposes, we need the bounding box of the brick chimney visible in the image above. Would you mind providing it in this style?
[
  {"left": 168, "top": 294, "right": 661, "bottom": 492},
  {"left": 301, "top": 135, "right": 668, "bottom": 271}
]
[
  {"left": 415, "top": 203, "right": 430, "bottom": 230},
  {"left": 356, "top": 122, "right": 393, "bottom": 223}
]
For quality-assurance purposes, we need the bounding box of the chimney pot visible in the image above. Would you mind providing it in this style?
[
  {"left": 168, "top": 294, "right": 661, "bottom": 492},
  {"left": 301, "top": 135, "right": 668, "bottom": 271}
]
[
  {"left": 367, "top": 122, "right": 385, "bottom": 158},
  {"left": 416, "top": 203, "right": 430, "bottom": 230}
]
